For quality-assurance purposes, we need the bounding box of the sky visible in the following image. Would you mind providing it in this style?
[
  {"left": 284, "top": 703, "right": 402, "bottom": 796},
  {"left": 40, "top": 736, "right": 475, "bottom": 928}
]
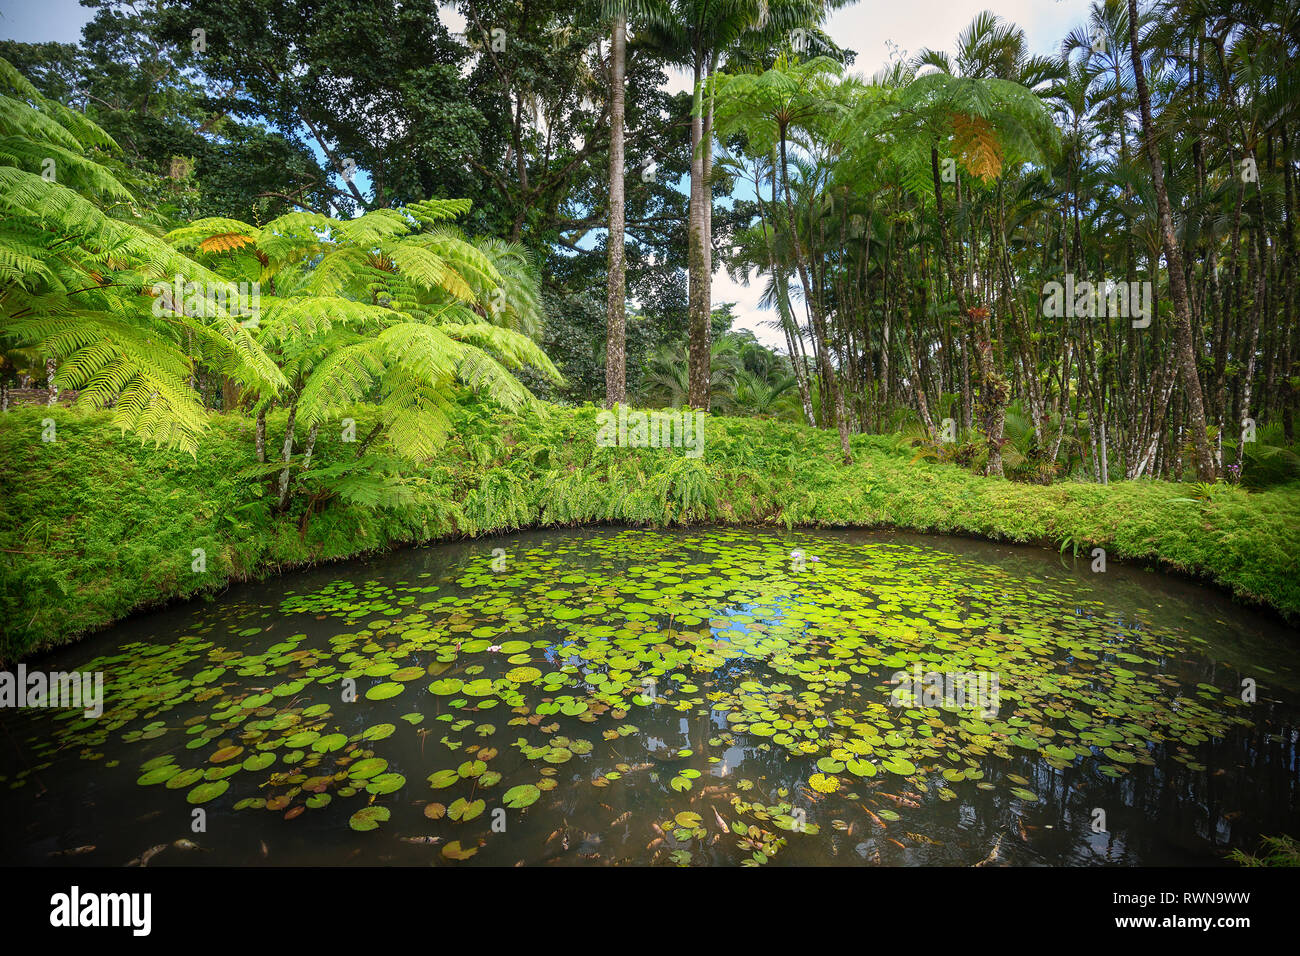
[
  {"left": 0, "top": 0, "right": 87, "bottom": 44},
  {"left": 0, "top": 0, "right": 1089, "bottom": 350}
]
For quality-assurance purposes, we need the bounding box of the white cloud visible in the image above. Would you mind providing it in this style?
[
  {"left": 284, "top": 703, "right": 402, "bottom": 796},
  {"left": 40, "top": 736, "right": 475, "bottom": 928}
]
[
  {"left": 437, "top": 3, "right": 467, "bottom": 35},
  {"left": 714, "top": 266, "right": 789, "bottom": 350},
  {"left": 663, "top": 65, "right": 696, "bottom": 96},
  {"left": 827, "top": 0, "right": 1077, "bottom": 79}
]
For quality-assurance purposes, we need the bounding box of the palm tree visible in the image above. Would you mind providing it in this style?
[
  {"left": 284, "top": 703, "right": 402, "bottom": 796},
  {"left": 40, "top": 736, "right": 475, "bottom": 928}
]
[
  {"left": 722, "top": 367, "right": 800, "bottom": 417},
  {"left": 717, "top": 148, "right": 817, "bottom": 425},
  {"left": 477, "top": 237, "right": 545, "bottom": 338},
  {"left": 603, "top": 0, "right": 631, "bottom": 407},
  {"left": 639, "top": 337, "right": 739, "bottom": 407},
  {"left": 889, "top": 16, "right": 1059, "bottom": 475},
  {"left": 1064, "top": 0, "right": 1136, "bottom": 284}
]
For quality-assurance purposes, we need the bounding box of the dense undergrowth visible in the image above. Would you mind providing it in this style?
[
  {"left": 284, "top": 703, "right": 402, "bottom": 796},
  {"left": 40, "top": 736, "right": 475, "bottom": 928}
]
[{"left": 2, "top": 400, "right": 1299, "bottom": 661}]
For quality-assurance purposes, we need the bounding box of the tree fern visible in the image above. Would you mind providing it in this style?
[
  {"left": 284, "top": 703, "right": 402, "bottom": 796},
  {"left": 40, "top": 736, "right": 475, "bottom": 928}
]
[
  {"left": 167, "top": 196, "right": 564, "bottom": 516},
  {"left": 0, "top": 57, "right": 284, "bottom": 453}
]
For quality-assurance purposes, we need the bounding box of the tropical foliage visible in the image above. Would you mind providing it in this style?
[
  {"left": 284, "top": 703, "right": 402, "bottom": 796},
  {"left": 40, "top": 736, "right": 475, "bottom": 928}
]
[
  {"left": 0, "top": 57, "right": 281, "bottom": 452},
  {"left": 2, "top": 50, "right": 560, "bottom": 504},
  {"left": 709, "top": 2, "right": 1299, "bottom": 485},
  {"left": 164, "top": 203, "right": 560, "bottom": 508}
]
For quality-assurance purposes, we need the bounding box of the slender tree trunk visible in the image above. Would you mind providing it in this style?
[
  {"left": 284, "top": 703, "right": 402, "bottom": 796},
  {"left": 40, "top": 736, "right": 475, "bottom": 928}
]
[
  {"left": 45, "top": 358, "right": 58, "bottom": 405},
  {"left": 1282, "top": 125, "right": 1297, "bottom": 442},
  {"left": 758, "top": 153, "right": 814, "bottom": 426},
  {"left": 778, "top": 275, "right": 815, "bottom": 425},
  {"left": 300, "top": 422, "right": 320, "bottom": 471},
  {"left": 603, "top": 13, "right": 628, "bottom": 408},
  {"left": 1127, "top": 0, "right": 1215, "bottom": 481},
  {"left": 255, "top": 406, "right": 267, "bottom": 463},
  {"left": 703, "top": 54, "right": 716, "bottom": 345},
  {"left": 1237, "top": 224, "right": 1264, "bottom": 467},
  {"left": 686, "top": 55, "right": 711, "bottom": 410},
  {"left": 1048, "top": 337, "right": 1072, "bottom": 465},
  {"left": 907, "top": 323, "right": 937, "bottom": 438},
  {"left": 276, "top": 403, "right": 298, "bottom": 513},
  {"left": 930, "top": 148, "right": 1004, "bottom": 475},
  {"left": 1129, "top": 348, "right": 1177, "bottom": 479}
]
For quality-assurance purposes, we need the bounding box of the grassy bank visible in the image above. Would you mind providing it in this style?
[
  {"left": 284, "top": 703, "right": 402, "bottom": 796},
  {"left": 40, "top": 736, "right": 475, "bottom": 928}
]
[{"left": 2, "top": 401, "right": 1299, "bottom": 661}]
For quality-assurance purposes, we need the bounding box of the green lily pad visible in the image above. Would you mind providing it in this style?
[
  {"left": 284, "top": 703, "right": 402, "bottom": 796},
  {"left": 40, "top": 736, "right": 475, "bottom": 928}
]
[
  {"left": 503, "top": 784, "right": 541, "bottom": 808},
  {"left": 348, "top": 806, "right": 391, "bottom": 831}
]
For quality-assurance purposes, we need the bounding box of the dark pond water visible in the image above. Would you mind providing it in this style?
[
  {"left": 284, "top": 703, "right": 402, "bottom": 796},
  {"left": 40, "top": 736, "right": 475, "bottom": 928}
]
[{"left": 2, "top": 527, "right": 1297, "bottom": 867}]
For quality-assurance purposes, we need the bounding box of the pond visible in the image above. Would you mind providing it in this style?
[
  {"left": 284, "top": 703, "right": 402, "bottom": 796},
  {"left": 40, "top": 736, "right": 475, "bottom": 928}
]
[{"left": 2, "top": 527, "right": 1297, "bottom": 867}]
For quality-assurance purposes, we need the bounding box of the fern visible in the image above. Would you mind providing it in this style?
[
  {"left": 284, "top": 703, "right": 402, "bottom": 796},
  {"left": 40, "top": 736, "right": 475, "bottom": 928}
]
[
  {"left": 0, "top": 58, "right": 285, "bottom": 454},
  {"left": 165, "top": 196, "right": 564, "bottom": 522}
]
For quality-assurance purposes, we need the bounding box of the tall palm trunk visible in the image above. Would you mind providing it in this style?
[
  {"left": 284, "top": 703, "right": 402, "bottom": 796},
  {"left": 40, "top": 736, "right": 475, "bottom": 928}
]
[
  {"left": 1237, "top": 224, "right": 1264, "bottom": 465},
  {"left": 604, "top": 12, "right": 628, "bottom": 407},
  {"left": 757, "top": 152, "right": 814, "bottom": 426},
  {"left": 1126, "top": 0, "right": 1215, "bottom": 481},
  {"left": 702, "top": 57, "right": 716, "bottom": 374},
  {"left": 775, "top": 272, "right": 815, "bottom": 425},
  {"left": 686, "top": 54, "right": 711, "bottom": 410}
]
